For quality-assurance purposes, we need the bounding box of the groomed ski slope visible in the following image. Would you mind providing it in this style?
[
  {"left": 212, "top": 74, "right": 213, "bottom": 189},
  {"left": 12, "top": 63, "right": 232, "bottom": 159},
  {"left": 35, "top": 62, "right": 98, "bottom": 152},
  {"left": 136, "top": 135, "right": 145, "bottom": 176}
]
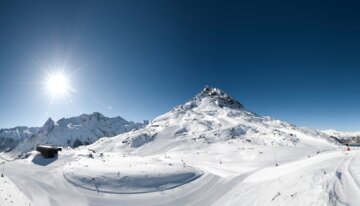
[{"left": 2, "top": 146, "right": 360, "bottom": 206}]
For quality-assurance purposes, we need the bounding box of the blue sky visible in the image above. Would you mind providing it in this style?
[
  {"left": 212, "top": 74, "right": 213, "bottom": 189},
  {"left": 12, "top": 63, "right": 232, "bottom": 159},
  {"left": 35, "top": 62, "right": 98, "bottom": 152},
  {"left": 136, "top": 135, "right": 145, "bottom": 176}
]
[{"left": 1, "top": 0, "right": 360, "bottom": 131}]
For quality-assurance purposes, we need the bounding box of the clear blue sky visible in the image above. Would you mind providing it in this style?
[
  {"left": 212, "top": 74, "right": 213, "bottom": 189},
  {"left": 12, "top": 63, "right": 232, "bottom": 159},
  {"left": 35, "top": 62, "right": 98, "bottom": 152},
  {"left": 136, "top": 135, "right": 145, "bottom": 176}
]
[{"left": 1, "top": 0, "right": 360, "bottom": 131}]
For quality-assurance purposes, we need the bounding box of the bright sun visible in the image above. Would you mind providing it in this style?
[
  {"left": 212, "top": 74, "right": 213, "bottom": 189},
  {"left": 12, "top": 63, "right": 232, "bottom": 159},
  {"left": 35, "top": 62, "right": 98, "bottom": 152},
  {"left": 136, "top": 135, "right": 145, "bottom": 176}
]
[{"left": 45, "top": 71, "right": 71, "bottom": 98}]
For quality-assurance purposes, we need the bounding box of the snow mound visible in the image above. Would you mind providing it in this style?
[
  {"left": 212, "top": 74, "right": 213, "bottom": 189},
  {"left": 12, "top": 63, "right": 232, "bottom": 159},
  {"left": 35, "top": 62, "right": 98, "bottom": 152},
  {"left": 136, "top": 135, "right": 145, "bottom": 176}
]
[{"left": 63, "top": 153, "right": 203, "bottom": 194}]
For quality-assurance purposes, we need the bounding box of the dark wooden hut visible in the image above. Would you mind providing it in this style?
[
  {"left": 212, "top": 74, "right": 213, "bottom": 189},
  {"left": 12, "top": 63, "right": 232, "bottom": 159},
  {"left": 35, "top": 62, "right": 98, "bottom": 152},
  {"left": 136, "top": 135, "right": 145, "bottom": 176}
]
[{"left": 36, "top": 145, "right": 61, "bottom": 158}]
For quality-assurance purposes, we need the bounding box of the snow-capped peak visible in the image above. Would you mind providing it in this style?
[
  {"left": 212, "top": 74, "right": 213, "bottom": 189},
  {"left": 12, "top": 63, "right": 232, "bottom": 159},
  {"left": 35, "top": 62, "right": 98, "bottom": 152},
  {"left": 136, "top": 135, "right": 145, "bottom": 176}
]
[
  {"left": 38, "top": 118, "right": 55, "bottom": 136},
  {"left": 44, "top": 117, "right": 55, "bottom": 126},
  {"left": 177, "top": 86, "right": 245, "bottom": 112},
  {"left": 197, "top": 86, "right": 244, "bottom": 109}
]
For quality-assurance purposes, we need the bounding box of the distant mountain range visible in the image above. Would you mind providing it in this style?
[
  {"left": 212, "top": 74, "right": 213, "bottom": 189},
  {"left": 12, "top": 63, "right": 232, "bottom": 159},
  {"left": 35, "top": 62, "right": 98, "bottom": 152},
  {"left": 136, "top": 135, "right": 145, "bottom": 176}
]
[
  {"left": 322, "top": 129, "right": 360, "bottom": 145},
  {"left": 0, "top": 112, "right": 147, "bottom": 157}
]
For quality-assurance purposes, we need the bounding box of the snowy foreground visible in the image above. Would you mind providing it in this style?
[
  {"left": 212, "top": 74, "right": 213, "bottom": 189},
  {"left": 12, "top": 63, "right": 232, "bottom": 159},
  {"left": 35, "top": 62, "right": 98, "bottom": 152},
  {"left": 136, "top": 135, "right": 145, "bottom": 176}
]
[{"left": 1, "top": 146, "right": 360, "bottom": 206}]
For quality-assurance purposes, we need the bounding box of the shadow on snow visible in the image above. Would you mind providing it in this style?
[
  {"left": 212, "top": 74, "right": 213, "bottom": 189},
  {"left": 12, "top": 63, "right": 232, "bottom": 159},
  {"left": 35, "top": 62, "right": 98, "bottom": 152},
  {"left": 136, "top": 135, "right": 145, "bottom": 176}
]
[{"left": 32, "top": 154, "right": 58, "bottom": 166}]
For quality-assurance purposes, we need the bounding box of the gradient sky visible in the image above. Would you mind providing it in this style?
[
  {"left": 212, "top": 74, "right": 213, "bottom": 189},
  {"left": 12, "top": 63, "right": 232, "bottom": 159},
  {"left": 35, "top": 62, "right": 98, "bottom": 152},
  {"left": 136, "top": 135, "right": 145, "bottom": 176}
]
[{"left": 1, "top": 0, "right": 360, "bottom": 131}]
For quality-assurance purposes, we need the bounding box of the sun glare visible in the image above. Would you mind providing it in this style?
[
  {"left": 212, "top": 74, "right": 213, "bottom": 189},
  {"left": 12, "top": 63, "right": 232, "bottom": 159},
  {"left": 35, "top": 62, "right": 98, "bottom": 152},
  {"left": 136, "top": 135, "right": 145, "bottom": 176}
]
[{"left": 45, "top": 71, "right": 71, "bottom": 98}]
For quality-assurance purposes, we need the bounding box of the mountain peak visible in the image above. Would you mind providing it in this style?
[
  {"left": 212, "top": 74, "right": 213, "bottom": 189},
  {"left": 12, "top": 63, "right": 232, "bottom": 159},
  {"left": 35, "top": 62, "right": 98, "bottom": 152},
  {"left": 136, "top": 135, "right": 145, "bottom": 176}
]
[
  {"left": 44, "top": 118, "right": 55, "bottom": 127},
  {"left": 38, "top": 117, "right": 55, "bottom": 135},
  {"left": 195, "top": 86, "right": 244, "bottom": 109},
  {"left": 199, "top": 86, "right": 226, "bottom": 97},
  {"left": 90, "top": 112, "right": 106, "bottom": 120},
  {"left": 76, "top": 112, "right": 107, "bottom": 123},
  {"left": 91, "top": 112, "right": 105, "bottom": 117},
  {"left": 176, "top": 86, "right": 245, "bottom": 112}
]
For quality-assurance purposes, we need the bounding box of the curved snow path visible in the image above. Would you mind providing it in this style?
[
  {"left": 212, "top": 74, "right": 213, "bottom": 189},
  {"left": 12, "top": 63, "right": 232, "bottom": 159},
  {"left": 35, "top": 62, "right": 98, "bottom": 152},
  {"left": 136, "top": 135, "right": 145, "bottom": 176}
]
[{"left": 63, "top": 157, "right": 203, "bottom": 194}]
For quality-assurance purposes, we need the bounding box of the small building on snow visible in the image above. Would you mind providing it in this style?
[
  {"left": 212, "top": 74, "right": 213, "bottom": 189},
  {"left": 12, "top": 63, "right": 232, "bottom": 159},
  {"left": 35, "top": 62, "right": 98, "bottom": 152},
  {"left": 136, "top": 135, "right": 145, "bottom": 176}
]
[{"left": 36, "top": 145, "right": 62, "bottom": 158}]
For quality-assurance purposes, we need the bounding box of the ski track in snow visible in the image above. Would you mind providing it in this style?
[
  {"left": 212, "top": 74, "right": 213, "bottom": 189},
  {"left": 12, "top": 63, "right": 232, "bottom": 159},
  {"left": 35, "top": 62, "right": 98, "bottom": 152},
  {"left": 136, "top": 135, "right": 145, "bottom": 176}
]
[{"left": 331, "top": 153, "right": 360, "bottom": 206}]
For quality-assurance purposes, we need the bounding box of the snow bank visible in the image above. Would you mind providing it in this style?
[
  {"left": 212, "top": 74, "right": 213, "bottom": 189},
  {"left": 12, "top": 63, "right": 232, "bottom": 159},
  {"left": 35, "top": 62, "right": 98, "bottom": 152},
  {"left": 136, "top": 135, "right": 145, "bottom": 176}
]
[{"left": 63, "top": 153, "right": 203, "bottom": 194}]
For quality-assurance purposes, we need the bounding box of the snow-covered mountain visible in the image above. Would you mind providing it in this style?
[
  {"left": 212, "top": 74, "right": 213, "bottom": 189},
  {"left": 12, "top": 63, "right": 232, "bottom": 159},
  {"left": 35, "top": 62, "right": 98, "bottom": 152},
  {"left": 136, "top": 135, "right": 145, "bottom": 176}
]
[
  {"left": 91, "top": 86, "right": 337, "bottom": 154},
  {"left": 2, "top": 87, "right": 347, "bottom": 206},
  {"left": 0, "top": 127, "right": 39, "bottom": 152},
  {"left": 322, "top": 129, "right": 360, "bottom": 144},
  {"left": 0, "top": 112, "right": 147, "bottom": 156}
]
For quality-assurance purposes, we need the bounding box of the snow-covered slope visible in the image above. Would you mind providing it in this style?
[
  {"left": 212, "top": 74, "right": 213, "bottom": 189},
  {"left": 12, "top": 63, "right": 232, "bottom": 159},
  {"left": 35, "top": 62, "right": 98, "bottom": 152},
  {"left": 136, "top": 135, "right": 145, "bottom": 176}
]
[
  {"left": 0, "top": 112, "right": 147, "bottom": 157},
  {"left": 90, "top": 87, "right": 337, "bottom": 154},
  {"left": 0, "top": 175, "right": 31, "bottom": 206}
]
